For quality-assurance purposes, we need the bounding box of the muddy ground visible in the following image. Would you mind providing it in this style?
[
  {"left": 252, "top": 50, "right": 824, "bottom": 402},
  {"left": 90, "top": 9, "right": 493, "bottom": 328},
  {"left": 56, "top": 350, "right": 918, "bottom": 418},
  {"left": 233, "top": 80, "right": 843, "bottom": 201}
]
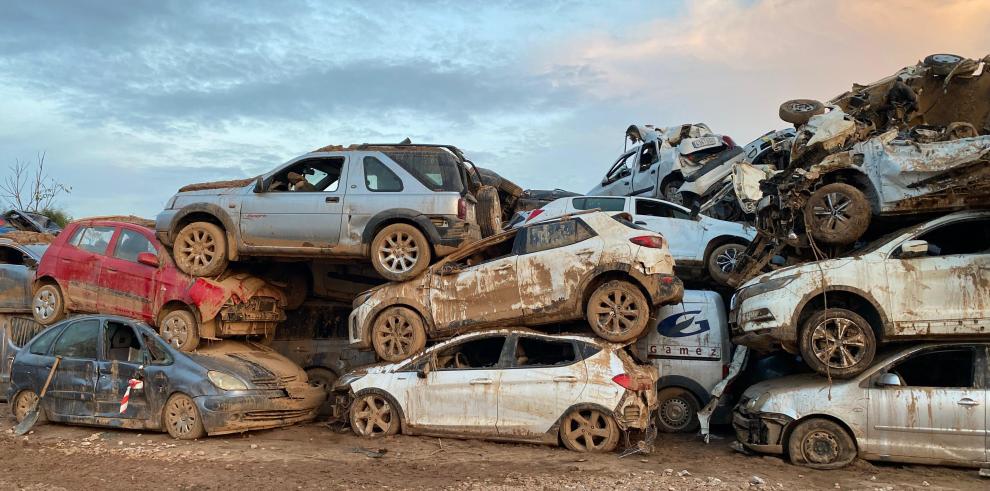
[{"left": 0, "top": 405, "right": 985, "bottom": 490}]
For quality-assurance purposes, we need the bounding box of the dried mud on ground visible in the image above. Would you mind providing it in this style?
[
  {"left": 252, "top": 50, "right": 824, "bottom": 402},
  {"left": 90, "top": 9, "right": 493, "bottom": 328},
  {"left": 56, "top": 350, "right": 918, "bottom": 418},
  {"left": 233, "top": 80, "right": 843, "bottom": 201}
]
[{"left": 0, "top": 405, "right": 984, "bottom": 490}]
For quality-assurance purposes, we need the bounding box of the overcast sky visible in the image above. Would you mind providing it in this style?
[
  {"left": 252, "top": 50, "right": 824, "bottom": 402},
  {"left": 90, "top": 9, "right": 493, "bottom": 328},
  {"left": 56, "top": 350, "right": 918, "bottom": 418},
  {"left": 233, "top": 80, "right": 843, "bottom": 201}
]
[{"left": 2, "top": 0, "right": 989, "bottom": 218}]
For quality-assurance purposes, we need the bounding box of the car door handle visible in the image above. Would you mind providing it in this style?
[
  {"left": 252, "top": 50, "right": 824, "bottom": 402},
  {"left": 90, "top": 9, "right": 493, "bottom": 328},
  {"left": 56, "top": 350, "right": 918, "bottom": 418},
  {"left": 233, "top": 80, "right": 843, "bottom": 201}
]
[
  {"left": 470, "top": 378, "right": 493, "bottom": 385},
  {"left": 957, "top": 398, "right": 980, "bottom": 407},
  {"left": 553, "top": 376, "right": 578, "bottom": 383},
  {"left": 325, "top": 196, "right": 340, "bottom": 203},
  {"left": 491, "top": 264, "right": 512, "bottom": 272}
]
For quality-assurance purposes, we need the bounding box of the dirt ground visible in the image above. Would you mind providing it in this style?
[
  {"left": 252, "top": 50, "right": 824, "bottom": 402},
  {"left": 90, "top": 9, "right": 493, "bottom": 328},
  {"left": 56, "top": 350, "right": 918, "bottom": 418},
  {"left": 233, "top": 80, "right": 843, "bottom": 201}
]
[{"left": 0, "top": 404, "right": 985, "bottom": 490}]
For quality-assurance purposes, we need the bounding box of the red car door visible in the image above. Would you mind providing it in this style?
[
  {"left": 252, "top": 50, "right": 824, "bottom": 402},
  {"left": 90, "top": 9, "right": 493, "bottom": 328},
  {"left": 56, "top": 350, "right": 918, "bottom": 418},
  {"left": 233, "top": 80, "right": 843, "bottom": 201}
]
[
  {"left": 98, "top": 226, "right": 160, "bottom": 323},
  {"left": 57, "top": 225, "right": 117, "bottom": 312}
]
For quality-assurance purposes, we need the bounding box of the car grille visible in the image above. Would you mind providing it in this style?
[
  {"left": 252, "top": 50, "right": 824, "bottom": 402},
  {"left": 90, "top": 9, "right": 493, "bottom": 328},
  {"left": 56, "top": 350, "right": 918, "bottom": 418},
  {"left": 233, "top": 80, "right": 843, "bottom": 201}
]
[
  {"left": 243, "top": 409, "right": 312, "bottom": 421},
  {"left": 251, "top": 374, "right": 298, "bottom": 390}
]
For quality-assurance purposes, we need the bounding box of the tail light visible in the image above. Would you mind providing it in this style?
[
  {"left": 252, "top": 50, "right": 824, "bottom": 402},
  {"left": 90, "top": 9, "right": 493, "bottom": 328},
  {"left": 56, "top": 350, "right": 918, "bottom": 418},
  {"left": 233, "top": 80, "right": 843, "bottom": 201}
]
[
  {"left": 722, "top": 135, "right": 736, "bottom": 147},
  {"left": 525, "top": 208, "right": 544, "bottom": 222},
  {"left": 612, "top": 373, "right": 653, "bottom": 391},
  {"left": 0, "top": 218, "right": 6, "bottom": 226},
  {"left": 630, "top": 235, "right": 664, "bottom": 249},
  {"left": 457, "top": 198, "right": 467, "bottom": 220}
]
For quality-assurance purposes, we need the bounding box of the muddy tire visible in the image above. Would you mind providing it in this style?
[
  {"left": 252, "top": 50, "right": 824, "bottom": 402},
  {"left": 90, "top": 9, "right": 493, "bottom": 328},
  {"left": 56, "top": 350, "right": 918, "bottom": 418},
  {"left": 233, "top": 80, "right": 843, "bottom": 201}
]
[
  {"left": 799, "top": 308, "right": 876, "bottom": 379},
  {"left": 706, "top": 242, "right": 747, "bottom": 286},
  {"left": 476, "top": 185, "right": 502, "bottom": 237},
  {"left": 173, "top": 221, "right": 228, "bottom": 277},
  {"left": 661, "top": 176, "right": 685, "bottom": 205},
  {"left": 32, "top": 283, "right": 65, "bottom": 326},
  {"left": 787, "top": 418, "right": 857, "bottom": 469},
  {"left": 924, "top": 53, "right": 964, "bottom": 76},
  {"left": 306, "top": 367, "right": 338, "bottom": 417},
  {"left": 370, "top": 223, "right": 432, "bottom": 282},
  {"left": 163, "top": 393, "right": 206, "bottom": 440},
  {"left": 586, "top": 280, "right": 651, "bottom": 343},
  {"left": 804, "top": 182, "right": 871, "bottom": 246},
  {"left": 779, "top": 99, "right": 825, "bottom": 126},
  {"left": 655, "top": 387, "right": 700, "bottom": 433},
  {"left": 159, "top": 309, "right": 200, "bottom": 352},
  {"left": 350, "top": 391, "right": 401, "bottom": 437},
  {"left": 12, "top": 390, "right": 44, "bottom": 424},
  {"left": 371, "top": 306, "right": 427, "bottom": 362},
  {"left": 559, "top": 407, "right": 619, "bottom": 452}
]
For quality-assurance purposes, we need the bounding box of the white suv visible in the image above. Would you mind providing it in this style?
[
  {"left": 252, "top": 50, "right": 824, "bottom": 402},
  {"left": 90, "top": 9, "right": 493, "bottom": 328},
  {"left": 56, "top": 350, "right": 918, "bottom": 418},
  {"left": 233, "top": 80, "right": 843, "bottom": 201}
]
[{"left": 730, "top": 210, "right": 990, "bottom": 378}]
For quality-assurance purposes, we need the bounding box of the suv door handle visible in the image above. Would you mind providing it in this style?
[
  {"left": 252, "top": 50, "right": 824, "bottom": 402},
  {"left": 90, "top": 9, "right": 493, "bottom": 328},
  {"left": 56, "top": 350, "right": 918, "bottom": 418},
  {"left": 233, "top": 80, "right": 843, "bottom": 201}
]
[
  {"left": 958, "top": 398, "right": 980, "bottom": 407},
  {"left": 470, "top": 378, "right": 493, "bottom": 385},
  {"left": 553, "top": 376, "right": 578, "bottom": 383},
  {"left": 325, "top": 197, "right": 340, "bottom": 203}
]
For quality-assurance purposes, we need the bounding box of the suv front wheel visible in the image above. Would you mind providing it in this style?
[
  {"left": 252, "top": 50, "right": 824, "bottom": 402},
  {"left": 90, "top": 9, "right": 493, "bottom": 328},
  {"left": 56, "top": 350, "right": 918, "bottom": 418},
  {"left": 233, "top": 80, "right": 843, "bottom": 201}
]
[
  {"left": 370, "top": 223, "right": 432, "bottom": 281},
  {"left": 173, "top": 221, "right": 229, "bottom": 277}
]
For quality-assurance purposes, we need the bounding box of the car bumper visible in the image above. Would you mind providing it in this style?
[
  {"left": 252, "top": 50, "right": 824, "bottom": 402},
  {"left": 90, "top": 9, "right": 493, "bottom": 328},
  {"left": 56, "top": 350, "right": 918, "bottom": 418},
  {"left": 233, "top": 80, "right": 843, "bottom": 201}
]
[
  {"left": 732, "top": 408, "right": 792, "bottom": 455},
  {"left": 651, "top": 274, "right": 684, "bottom": 307},
  {"left": 431, "top": 218, "right": 481, "bottom": 256},
  {"left": 195, "top": 384, "right": 325, "bottom": 435},
  {"left": 616, "top": 389, "right": 657, "bottom": 430},
  {"left": 730, "top": 293, "right": 799, "bottom": 352}
]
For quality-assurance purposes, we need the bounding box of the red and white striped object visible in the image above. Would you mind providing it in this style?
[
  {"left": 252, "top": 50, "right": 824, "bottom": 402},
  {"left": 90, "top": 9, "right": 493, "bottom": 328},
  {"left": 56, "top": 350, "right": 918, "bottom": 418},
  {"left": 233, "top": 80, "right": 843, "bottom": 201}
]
[{"left": 119, "top": 378, "right": 145, "bottom": 414}]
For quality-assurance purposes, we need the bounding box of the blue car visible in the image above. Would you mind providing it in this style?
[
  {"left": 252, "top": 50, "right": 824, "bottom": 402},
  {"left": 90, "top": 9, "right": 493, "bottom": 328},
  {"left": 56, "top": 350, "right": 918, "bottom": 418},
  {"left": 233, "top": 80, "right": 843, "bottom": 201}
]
[
  {"left": 0, "top": 210, "right": 61, "bottom": 235},
  {"left": 8, "top": 315, "right": 324, "bottom": 439}
]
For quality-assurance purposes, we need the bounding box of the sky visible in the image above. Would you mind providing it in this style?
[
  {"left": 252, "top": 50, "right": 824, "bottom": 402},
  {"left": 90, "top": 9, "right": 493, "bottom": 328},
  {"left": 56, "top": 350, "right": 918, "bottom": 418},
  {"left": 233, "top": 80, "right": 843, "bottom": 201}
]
[{"left": 1, "top": 0, "right": 989, "bottom": 218}]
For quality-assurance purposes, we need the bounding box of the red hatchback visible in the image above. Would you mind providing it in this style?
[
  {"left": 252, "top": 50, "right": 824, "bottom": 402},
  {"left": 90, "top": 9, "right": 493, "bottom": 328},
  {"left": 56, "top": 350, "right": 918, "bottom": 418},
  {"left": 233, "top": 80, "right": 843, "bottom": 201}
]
[{"left": 32, "top": 219, "right": 286, "bottom": 351}]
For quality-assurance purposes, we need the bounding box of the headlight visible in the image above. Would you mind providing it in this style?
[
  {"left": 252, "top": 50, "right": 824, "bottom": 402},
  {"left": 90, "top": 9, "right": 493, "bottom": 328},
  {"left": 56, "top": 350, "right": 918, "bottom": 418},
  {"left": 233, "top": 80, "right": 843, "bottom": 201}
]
[
  {"left": 747, "top": 392, "right": 771, "bottom": 410},
  {"left": 333, "top": 373, "right": 365, "bottom": 390},
  {"left": 208, "top": 371, "right": 248, "bottom": 391},
  {"left": 736, "top": 274, "right": 798, "bottom": 304}
]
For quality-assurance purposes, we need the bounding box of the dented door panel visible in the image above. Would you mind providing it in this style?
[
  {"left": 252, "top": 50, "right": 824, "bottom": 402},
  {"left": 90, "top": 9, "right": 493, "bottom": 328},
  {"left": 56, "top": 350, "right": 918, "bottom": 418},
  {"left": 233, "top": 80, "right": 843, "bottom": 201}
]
[
  {"left": 516, "top": 237, "right": 602, "bottom": 316},
  {"left": 429, "top": 257, "right": 522, "bottom": 332},
  {"left": 883, "top": 254, "right": 990, "bottom": 336},
  {"left": 406, "top": 368, "right": 501, "bottom": 432},
  {"left": 496, "top": 339, "right": 589, "bottom": 436}
]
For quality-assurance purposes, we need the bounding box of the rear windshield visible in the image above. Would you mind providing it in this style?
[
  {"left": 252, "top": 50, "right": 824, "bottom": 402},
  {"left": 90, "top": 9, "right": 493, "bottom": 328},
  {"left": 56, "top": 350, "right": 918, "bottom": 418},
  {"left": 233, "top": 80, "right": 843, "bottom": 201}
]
[{"left": 383, "top": 150, "right": 464, "bottom": 193}]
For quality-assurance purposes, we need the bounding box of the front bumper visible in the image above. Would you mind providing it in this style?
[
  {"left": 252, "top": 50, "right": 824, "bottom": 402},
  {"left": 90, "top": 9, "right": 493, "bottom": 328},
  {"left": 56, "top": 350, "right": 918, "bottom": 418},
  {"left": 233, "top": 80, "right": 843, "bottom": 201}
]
[
  {"left": 195, "top": 384, "right": 326, "bottom": 435},
  {"left": 732, "top": 408, "right": 792, "bottom": 455}
]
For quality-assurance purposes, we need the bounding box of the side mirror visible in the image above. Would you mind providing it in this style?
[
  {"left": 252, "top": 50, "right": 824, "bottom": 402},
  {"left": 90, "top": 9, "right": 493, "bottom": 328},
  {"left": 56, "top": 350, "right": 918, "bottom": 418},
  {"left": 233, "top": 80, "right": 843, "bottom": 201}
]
[
  {"left": 253, "top": 176, "right": 266, "bottom": 193},
  {"left": 23, "top": 257, "right": 38, "bottom": 268},
  {"left": 620, "top": 168, "right": 632, "bottom": 178},
  {"left": 416, "top": 357, "right": 434, "bottom": 378},
  {"left": 137, "top": 252, "right": 160, "bottom": 268},
  {"left": 876, "top": 372, "right": 903, "bottom": 387},
  {"left": 899, "top": 239, "right": 928, "bottom": 259}
]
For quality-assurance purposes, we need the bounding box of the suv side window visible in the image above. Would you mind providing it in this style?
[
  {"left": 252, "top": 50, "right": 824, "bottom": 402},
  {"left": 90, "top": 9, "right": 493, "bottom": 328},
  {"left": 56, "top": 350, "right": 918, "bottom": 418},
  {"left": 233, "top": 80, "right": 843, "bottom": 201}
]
[
  {"left": 636, "top": 199, "right": 691, "bottom": 220},
  {"left": 909, "top": 219, "right": 990, "bottom": 256},
  {"left": 72, "top": 226, "right": 116, "bottom": 255},
  {"left": 888, "top": 348, "right": 976, "bottom": 388},
  {"left": 572, "top": 197, "right": 626, "bottom": 212},
  {"left": 363, "top": 156, "right": 404, "bottom": 192},
  {"left": 52, "top": 319, "right": 100, "bottom": 359},
  {"left": 383, "top": 150, "right": 464, "bottom": 193},
  {"left": 113, "top": 229, "right": 156, "bottom": 262},
  {"left": 519, "top": 218, "right": 594, "bottom": 255}
]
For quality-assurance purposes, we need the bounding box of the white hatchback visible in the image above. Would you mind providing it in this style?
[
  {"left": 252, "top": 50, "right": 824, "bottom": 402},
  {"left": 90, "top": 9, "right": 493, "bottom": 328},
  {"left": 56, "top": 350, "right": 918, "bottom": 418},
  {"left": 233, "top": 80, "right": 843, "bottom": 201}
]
[{"left": 336, "top": 329, "right": 658, "bottom": 453}]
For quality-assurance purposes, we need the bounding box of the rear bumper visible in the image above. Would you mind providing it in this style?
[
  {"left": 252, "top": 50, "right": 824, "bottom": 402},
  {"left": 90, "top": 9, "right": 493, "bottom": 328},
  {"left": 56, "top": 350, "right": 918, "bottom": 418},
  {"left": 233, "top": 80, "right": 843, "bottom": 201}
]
[
  {"left": 428, "top": 216, "right": 481, "bottom": 256},
  {"left": 195, "top": 384, "right": 325, "bottom": 435},
  {"left": 651, "top": 275, "right": 684, "bottom": 307},
  {"left": 155, "top": 210, "right": 179, "bottom": 246},
  {"left": 616, "top": 389, "right": 657, "bottom": 430}
]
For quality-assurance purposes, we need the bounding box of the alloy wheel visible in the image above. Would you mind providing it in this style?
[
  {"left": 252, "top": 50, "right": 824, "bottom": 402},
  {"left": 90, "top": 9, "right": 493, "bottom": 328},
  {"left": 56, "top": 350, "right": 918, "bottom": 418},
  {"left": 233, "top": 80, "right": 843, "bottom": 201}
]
[
  {"left": 810, "top": 317, "right": 868, "bottom": 369},
  {"left": 374, "top": 314, "right": 414, "bottom": 358},
  {"left": 715, "top": 246, "right": 741, "bottom": 273},
  {"left": 377, "top": 231, "right": 421, "bottom": 274},
  {"left": 811, "top": 192, "right": 854, "bottom": 233},
  {"left": 352, "top": 394, "right": 397, "bottom": 436},
  {"left": 590, "top": 288, "right": 642, "bottom": 337},
  {"left": 562, "top": 409, "right": 616, "bottom": 452},
  {"left": 178, "top": 229, "right": 218, "bottom": 271}
]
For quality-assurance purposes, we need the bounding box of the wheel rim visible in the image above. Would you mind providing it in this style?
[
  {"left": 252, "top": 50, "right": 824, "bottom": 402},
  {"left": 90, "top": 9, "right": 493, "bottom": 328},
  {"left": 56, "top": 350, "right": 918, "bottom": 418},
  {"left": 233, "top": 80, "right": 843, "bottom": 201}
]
[
  {"left": 374, "top": 313, "right": 415, "bottom": 358},
  {"left": 377, "top": 231, "right": 421, "bottom": 274},
  {"left": 352, "top": 395, "right": 395, "bottom": 436},
  {"left": 931, "top": 54, "right": 961, "bottom": 64},
  {"left": 659, "top": 397, "right": 692, "bottom": 430},
  {"left": 715, "top": 246, "right": 741, "bottom": 273},
  {"left": 802, "top": 430, "right": 841, "bottom": 464},
  {"left": 811, "top": 192, "right": 855, "bottom": 233},
  {"left": 161, "top": 314, "right": 190, "bottom": 349},
  {"left": 14, "top": 392, "right": 38, "bottom": 422},
  {"left": 590, "top": 288, "right": 642, "bottom": 337},
  {"left": 165, "top": 397, "right": 198, "bottom": 437},
  {"left": 33, "top": 289, "right": 57, "bottom": 320},
  {"left": 177, "top": 228, "right": 218, "bottom": 272},
  {"left": 810, "top": 317, "right": 868, "bottom": 369},
  {"left": 789, "top": 102, "right": 816, "bottom": 113},
  {"left": 562, "top": 409, "right": 613, "bottom": 451}
]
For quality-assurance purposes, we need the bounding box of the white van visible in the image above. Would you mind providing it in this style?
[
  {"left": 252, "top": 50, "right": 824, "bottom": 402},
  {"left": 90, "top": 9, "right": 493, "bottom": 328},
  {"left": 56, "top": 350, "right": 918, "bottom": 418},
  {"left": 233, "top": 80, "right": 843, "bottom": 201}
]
[{"left": 636, "top": 290, "right": 731, "bottom": 433}]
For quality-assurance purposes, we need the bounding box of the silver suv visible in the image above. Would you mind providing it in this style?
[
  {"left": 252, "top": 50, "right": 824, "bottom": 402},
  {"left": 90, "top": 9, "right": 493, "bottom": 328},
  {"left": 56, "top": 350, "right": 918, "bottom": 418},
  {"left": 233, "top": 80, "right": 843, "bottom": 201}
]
[{"left": 156, "top": 144, "right": 495, "bottom": 282}]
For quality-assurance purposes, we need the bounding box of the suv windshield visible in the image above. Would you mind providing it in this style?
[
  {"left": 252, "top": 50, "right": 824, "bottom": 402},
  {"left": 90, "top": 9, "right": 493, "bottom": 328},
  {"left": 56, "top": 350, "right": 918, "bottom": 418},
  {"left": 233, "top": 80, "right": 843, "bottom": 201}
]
[{"left": 383, "top": 149, "right": 465, "bottom": 193}]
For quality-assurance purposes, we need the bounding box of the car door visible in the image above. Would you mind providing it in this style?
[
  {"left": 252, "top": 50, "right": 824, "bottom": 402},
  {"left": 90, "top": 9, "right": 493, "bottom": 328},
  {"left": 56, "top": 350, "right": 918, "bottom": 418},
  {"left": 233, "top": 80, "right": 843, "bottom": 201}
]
[
  {"left": 57, "top": 226, "right": 116, "bottom": 312},
  {"left": 497, "top": 335, "right": 588, "bottom": 436},
  {"left": 866, "top": 346, "right": 987, "bottom": 464},
  {"left": 95, "top": 320, "right": 152, "bottom": 421},
  {"left": 514, "top": 218, "right": 603, "bottom": 316},
  {"left": 403, "top": 335, "right": 507, "bottom": 434},
  {"left": 98, "top": 227, "right": 160, "bottom": 321},
  {"left": 239, "top": 156, "right": 347, "bottom": 249},
  {"left": 631, "top": 198, "right": 705, "bottom": 261},
  {"left": 0, "top": 244, "right": 34, "bottom": 311},
  {"left": 46, "top": 318, "right": 100, "bottom": 421},
  {"left": 630, "top": 140, "right": 662, "bottom": 197},
  {"left": 597, "top": 151, "right": 636, "bottom": 196},
  {"left": 882, "top": 218, "right": 990, "bottom": 336}
]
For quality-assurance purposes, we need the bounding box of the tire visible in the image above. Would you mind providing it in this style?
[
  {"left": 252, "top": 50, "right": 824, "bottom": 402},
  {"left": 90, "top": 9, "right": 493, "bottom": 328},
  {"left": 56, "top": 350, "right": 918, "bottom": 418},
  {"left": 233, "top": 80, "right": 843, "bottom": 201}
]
[
  {"left": 655, "top": 387, "right": 700, "bottom": 433},
  {"left": 370, "top": 223, "right": 432, "bottom": 282},
  {"left": 804, "top": 182, "right": 871, "bottom": 246},
  {"left": 32, "top": 284, "right": 66, "bottom": 326},
  {"left": 476, "top": 185, "right": 502, "bottom": 237},
  {"left": 159, "top": 309, "right": 200, "bottom": 352},
  {"left": 923, "top": 53, "right": 964, "bottom": 76},
  {"left": 12, "top": 390, "right": 45, "bottom": 424},
  {"left": 799, "top": 308, "right": 876, "bottom": 379},
  {"left": 371, "top": 306, "right": 427, "bottom": 362},
  {"left": 661, "top": 177, "right": 685, "bottom": 205},
  {"left": 559, "top": 407, "right": 620, "bottom": 452},
  {"left": 779, "top": 99, "right": 825, "bottom": 126},
  {"left": 585, "top": 280, "right": 651, "bottom": 342},
  {"left": 173, "top": 221, "right": 229, "bottom": 277},
  {"left": 306, "top": 367, "right": 338, "bottom": 417},
  {"left": 787, "top": 418, "right": 857, "bottom": 469},
  {"left": 163, "top": 393, "right": 206, "bottom": 440},
  {"left": 350, "top": 391, "right": 401, "bottom": 437},
  {"left": 706, "top": 242, "right": 747, "bottom": 286},
  {"left": 281, "top": 268, "right": 309, "bottom": 311}
]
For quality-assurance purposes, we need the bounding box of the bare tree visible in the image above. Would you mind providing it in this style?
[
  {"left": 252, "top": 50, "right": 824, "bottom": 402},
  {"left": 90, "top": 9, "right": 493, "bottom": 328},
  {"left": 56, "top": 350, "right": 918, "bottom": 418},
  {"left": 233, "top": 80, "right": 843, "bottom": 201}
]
[{"left": 0, "top": 153, "right": 71, "bottom": 212}]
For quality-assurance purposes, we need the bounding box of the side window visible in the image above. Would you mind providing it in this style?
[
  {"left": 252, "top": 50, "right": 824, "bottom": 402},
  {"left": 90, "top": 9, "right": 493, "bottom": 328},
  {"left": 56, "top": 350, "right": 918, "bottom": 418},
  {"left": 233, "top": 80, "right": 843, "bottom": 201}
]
[
  {"left": 278, "top": 158, "right": 344, "bottom": 192},
  {"left": 52, "top": 319, "right": 100, "bottom": 359},
  {"left": 28, "top": 326, "right": 63, "bottom": 355},
  {"left": 434, "top": 336, "right": 506, "bottom": 370},
  {"left": 909, "top": 219, "right": 990, "bottom": 256},
  {"left": 0, "top": 245, "right": 26, "bottom": 265},
  {"left": 113, "top": 229, "right": 156, "bottom": 262},
  {"left": 572, "top": 197, "right": 626, "bottom": 212},
  {"left": 104, "top": 321, "right": 142, "bottom": 362},
  {"left": 512, "top": 337, "right": 577, "bottom": 367},
  {"left": 605, "top": 152, "right": 635, "bottom": 183},
  {"left": 73, "top": 226, "right": 116, "bottom": 255},
  {"left": 638, "top": 142, "right": 659, "bottom": 171},
  {"left": 363, "top": 156, "right": 404, "bottom": 192},
  {"left": 140, "top": 333, "right": 174, "bottom": 365},
  {"left": 382, "top": 150, "right": 464, "bottom": 193},
  {"left": 520, "top": 219, "right": 594, "bottom": 255},
  {"left": 888, "top": 348, "right": 975, "bottom": 388},
  {"left": 636, "top": 199, "right": 691, "bottom": 220}
]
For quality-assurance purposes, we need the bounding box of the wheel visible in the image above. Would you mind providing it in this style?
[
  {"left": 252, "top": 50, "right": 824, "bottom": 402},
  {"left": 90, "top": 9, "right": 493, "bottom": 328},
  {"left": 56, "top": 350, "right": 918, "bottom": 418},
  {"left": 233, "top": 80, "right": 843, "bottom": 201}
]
[
  {"left": 307, "top": 367, "right": 338, "bottom": 417},
  {"left": 585, "top": 280, "right": 651, "bottom": 342},
  {"left": 159, "top": 309, "right": 200, "bottom": 352},
  {"left": 799, "top": 308, "right": 876, "bottom": 379},
  {"left": 804, "top": 182, "right": 871, "bottom": 246},
  {"left": 12, "top": 390, "right": 44, "bottom": 423},
  {"left": 787, "top": 418, "right": 857, "bottom": 469},
  {"left": 173, "top": 222, "right": 228, "bottom": 277},
  {"left": 163, "top": 393, "right": 206, "bottom": 440},
  {"left": 371, "top": 307, "right": 427, "bottom": 362},
  {"left": 559, "top": 408, "right": 619, "bottom": 452},
  {"left": 706, "top": 242, "right": 747, "bottom": 286},
  {"left": 476, "top": 185, "right": 502, "bottom": 237},
  {"left": 942, "top": 122, "right": 978, "bottom": 141},
  {"left": 779, "top": 99, "right": 825, "bottom": 126},
  {"left": 370, "top": 223, "right": 432, "bottom": 281},
  {"left": 350, "top": 391, "right": 401, "bottom": 437},
  {"left": 655, "top": 388, "right": 700, "bottom": 433},
  {"left": 32, "top": 284, "right": 66, "bottom": 326},
  {"left": 661, "top": 177, "right": 684, "bottom": 205},
  {"left": 923, "top": 53, "right": 964, "bottom": 76}
]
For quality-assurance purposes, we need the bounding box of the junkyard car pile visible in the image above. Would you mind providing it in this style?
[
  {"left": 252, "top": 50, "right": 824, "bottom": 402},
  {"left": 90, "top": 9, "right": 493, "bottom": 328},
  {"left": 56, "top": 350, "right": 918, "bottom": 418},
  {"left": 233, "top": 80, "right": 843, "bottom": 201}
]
[{"left": 2, "top": 53, "right": 989, "bottom": 474}]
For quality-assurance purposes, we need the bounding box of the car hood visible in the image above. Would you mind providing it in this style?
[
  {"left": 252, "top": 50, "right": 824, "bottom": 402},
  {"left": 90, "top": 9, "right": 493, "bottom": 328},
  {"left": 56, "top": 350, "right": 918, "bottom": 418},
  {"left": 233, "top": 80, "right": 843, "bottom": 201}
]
[
  {"left": 739, "top": 256, "right": 855, "bottom": 289},
  {"left": 188, "top": 341, "right": 307, "bottom": 386},
  {"left": 176, "top": 178, "right": 258, "bottom": 194}
]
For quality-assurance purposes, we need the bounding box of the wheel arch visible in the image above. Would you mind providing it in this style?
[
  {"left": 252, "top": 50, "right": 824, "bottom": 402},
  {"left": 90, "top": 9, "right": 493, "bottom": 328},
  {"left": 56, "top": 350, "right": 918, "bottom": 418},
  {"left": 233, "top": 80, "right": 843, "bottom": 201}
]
[
  {"left": 579, "top": 267, "right": 655, "bottom": 312},
  {"left": 791, "top": 287, "right": 889, "bottom": 345},
  {"left": 156, "top": 300, "right": 201, "bottom": 331},
  {"left": 552, "top": 401, "right": 620, "bottom": 444},
  {"left": 815, "top": 168, "right": 879, "bottom": 212},
  {"left": 168, "top": 205, "right": 239, "bottom": 261},
  {"left": 656, "top": 376, "right": 711, "bottom": 407},
  {"left": 352, "top": 387, "right": 407, "bottom": 432},
  {"left": 362, "top": 300, "right": 435, "bottom": 346},
  {"left": 361, "top": 209, "right": 440, "bottom": 255}
]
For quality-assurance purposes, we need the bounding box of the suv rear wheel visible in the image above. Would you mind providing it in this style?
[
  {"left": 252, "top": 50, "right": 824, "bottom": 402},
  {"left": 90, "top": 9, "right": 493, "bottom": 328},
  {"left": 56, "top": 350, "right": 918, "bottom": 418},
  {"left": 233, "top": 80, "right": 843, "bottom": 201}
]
[
  {"left": 370, "top": 223, "right": 432, "bottom": 281},
  {"left": 173, "top": 221, "right": 229, "bottom": 277},
  {"left": 586, "top": 280, "right": 650, "bottom": 342}
]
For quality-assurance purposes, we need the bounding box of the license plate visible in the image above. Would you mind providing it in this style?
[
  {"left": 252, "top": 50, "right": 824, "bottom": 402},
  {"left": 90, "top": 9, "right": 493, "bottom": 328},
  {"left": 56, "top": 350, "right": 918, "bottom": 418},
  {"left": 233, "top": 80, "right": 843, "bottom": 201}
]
[{"left": 691, "top": 136, "right": 720, "bottom": 149}]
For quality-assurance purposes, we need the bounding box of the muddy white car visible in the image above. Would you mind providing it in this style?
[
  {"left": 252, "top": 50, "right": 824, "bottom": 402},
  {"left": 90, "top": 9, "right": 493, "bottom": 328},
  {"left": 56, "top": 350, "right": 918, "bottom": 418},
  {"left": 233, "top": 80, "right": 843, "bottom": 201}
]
[
  {"left": 730, "top": 210, "right": 990, "bottom": 378},
  {"left": 734, "top": 342, "right": 990, "bottom": 469},
  {"left": 336, "top": 329, "right": 658, "bottom": 453},
  {"left": 349, "top": 211, "right": 684, "bottom": 361}
]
